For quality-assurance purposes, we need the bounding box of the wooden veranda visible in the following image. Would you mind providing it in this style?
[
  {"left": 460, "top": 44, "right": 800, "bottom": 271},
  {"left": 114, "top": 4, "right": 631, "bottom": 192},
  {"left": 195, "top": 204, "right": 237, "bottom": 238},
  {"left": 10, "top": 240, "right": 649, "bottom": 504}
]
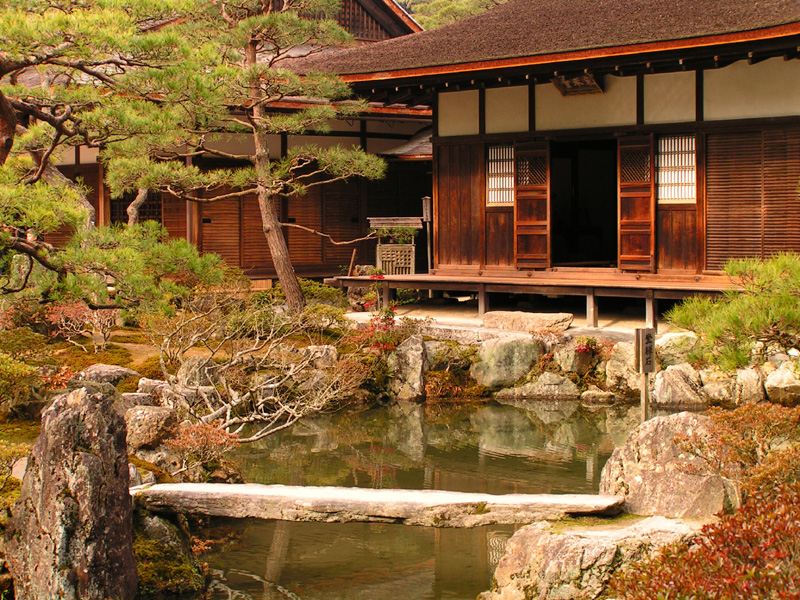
[{"left": 325, "top": 270, "right": 736, "bottom": 330}]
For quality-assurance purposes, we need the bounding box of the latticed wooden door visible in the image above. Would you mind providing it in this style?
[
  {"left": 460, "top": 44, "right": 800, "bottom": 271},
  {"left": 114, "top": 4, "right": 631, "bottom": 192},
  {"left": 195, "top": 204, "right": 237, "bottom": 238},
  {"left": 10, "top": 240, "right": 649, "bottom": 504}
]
[
  {"left": 515, "top": 142, "right": 550, "bottom": 269},
  {"left": 618, "top": 136, "right": 655, "bottom": 271}
]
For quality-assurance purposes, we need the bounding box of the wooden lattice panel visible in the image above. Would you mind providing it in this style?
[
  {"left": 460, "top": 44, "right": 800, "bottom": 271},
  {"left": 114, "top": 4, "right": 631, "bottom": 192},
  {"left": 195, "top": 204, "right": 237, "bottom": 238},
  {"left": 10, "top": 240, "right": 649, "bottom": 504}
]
[
  {"left": 376, "top": 243, "right": 415, "bottom": 275},
  {"left": 516, "top": 154, "right": 547, "bottom": 186},
  {"left": 620, "top": 150, "right": 651, "bottom": 183}
]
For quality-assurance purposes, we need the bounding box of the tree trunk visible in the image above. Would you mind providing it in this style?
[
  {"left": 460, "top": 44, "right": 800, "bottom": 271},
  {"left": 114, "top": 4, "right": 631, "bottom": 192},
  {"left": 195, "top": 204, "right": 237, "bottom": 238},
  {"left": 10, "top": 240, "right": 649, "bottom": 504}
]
[
  {"left": 126, "top": 188, "right": 148, "bottom": 225},
  {"left": 0, "top": 90, "right": 16, "bottom": 166},
  {"left": 257, "top": 187, "right": 305, "bottom": 312},
  {"left": 246, "top": 39, "right": 305, "bottom": 313}
]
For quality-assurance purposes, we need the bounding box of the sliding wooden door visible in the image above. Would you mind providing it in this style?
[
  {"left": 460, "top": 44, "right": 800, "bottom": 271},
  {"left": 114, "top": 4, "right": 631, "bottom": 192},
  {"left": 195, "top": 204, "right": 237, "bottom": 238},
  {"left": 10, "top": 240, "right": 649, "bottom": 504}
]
[
  {"left": 515, "top": 142, "right": 550, "bottom": 269},
  {"left": 618, "top": 136, "right": 655, "bottom": 271}
]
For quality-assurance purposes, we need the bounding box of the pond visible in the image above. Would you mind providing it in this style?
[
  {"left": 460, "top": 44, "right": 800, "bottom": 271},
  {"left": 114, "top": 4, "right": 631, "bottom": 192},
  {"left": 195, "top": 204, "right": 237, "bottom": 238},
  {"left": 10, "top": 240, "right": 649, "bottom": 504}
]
[{"left": 199, "top": 400, "right": 644, "bottom": 600}]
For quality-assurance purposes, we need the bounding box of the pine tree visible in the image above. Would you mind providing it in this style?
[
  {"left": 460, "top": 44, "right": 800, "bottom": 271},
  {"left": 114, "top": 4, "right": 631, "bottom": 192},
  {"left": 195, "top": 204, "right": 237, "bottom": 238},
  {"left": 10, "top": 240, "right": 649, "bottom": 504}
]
[{"left": 0, "top": 0, "right": 385, "bottom": 311}]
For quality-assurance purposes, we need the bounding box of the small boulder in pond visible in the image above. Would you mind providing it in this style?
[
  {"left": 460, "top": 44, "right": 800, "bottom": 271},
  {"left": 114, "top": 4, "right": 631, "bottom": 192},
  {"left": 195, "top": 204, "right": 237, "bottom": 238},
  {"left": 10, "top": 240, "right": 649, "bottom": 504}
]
[
  {"left": 471, "top": 336, "right": 544, "bottom": 389},
  {"left": 483, "top": 311, "right": 573, "bottom": 333}
]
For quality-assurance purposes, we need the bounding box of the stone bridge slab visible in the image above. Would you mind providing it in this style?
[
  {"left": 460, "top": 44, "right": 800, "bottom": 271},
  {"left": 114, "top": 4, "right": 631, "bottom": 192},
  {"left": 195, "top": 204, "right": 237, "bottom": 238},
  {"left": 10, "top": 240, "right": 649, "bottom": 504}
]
[{"left": 133, "top": 483, "right": 623, "bottom": 527}]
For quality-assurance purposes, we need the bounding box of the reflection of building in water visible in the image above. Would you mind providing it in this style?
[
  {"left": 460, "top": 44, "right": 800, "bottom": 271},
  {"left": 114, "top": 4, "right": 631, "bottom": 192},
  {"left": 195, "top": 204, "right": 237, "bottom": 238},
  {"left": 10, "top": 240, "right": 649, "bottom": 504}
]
[{"left": 487, "top": 531, "right": 511, "bottom": 571}]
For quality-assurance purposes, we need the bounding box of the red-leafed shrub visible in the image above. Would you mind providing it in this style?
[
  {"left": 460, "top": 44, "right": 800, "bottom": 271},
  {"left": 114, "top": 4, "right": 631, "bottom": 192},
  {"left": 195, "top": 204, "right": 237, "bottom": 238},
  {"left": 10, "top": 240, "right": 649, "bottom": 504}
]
[
  {"left": 606, "top": 483, "right": 800, "bottom": 600},
  {"left": 607, "top": 404, "right": 800, "bottom": 599},
  {"left": 165, "top": 422, "right": 238, "bottom": 473}
]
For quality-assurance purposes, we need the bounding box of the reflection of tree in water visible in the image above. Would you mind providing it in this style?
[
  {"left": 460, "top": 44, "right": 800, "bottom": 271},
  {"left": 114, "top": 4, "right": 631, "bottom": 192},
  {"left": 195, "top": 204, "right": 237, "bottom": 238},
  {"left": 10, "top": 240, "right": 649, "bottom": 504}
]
[{"left": 344, "top": 443, "right": 400, "bottom": 488}]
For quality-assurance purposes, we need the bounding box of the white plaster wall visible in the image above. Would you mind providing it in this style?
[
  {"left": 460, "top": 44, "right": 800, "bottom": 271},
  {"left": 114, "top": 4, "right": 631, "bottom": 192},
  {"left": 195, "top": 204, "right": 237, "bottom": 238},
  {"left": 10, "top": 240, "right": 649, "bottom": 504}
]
[
  {"left": 485, "top": 86, "right": 529, "bottom": 133},
  {"left": 438, "top": 90, "right": 480, "bottom": 136},
  {"left": 644, "top": 71, "right": 696, "bottom": 124},
  {"left": 203, "top": 133, "right": 259, "bottom": 157},
  {"left": 535, "top": 75, "right": 636, "bottom": 130},
  {"left": 705, "top": 57, "right": 800, "bottom": 121}
]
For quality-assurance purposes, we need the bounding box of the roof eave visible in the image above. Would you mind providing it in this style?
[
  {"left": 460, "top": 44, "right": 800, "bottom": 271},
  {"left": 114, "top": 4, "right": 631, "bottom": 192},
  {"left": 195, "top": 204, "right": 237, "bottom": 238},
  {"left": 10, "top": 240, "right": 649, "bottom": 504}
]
[{"left": 338, "top": 21, "right": 800, "bottom": 84}]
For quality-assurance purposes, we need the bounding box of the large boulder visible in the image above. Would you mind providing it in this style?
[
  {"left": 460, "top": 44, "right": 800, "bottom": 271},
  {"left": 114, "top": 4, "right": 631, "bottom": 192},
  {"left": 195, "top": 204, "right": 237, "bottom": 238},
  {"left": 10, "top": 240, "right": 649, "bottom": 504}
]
[
  {"left": 655, "top": 332, "right": 697, "bottom": 367},
  {"left": 495, "top": 373, "right": 580, "bottom": 402},
  {"left": 71, "top": 363, "right": 140, "bottom": 386},
  {"left": 765, "top": 362, "right": 800, "bottom": 405},
  {"left": 387, "top": 334, "right": 428, "bottom": 402},
  {"left": 479, "top": 517, "right": 700, "bottom": 600},
  {"left": 471, "top": 337, "right": 545, "bottom": 389},
  {"left": 483, "top": 311, "right": 573, "bottom": 333},
  {"left": 125, "top": 406, "right": 178, "bottom": 452},
  {"left": 176, "top": 356, "right": 217, "bottom": 388},
  {"left": 699, "top": 367, "right": 734, "bottom": 406},
  {"left": 652, "top": 363, "right": 707, "bottom": 407},
  {"left": 5, "top": 387, "right": 138, "bottom": 600},
  {"left": 600, "top": 412, "right": 740, "bottom": 518}
]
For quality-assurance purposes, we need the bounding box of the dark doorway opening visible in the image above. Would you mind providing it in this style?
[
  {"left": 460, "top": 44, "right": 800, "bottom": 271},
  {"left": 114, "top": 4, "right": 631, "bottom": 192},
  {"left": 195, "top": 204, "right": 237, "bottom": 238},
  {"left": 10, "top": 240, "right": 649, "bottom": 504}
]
[{"left": 550, "top": 140, "right": 617, "bottom": 267}]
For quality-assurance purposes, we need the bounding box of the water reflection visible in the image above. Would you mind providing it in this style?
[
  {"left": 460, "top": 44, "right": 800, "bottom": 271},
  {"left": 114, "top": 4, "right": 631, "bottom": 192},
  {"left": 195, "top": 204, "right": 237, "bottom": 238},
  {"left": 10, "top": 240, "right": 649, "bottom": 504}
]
[
  {"left": 205, "top": 401, "right": 644, "bottom": 600},
  {"left": 204, "top": 519, "right": 518, "bottom": 600},
  {"left": 233, "top": 401, "right": 643, "bottom": 494}
]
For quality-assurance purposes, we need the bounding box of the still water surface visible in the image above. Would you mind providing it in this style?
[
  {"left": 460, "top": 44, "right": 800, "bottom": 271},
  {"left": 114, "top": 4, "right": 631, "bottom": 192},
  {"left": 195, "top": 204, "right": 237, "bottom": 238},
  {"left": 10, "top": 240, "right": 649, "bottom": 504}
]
[{"left": 201, "top": 401, "right": 642, "bottom": 600}]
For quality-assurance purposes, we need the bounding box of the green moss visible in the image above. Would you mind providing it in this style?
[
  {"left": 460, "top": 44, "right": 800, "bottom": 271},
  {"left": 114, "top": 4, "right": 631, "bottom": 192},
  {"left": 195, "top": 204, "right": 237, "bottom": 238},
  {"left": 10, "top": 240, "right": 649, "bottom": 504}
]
[
  {"left": 133, "top": 535, "right": 205, "bottom": 599},
  {"left": 57, "top": 344, "right": 133, "bottom": 371},
  {"left": 549, "top": 512, "right": 642, "bottom": 533},
  {"left": 129, "top": 456, "right": 175, "bottom": 484},
  {"left": 0, "top": 420, "right": 41, "bottom": 444},
  {"left": 0, "top": 477, "right": 22, "bottom": 518},
  {"left": 472, "top": 501, "right": 489, "bottom": 515},
  {"left": 117, "top": 376, "right": 141, "bottom": 394},
  {"left": 133, "top": 355, "right": 174, "bottom": 380}
]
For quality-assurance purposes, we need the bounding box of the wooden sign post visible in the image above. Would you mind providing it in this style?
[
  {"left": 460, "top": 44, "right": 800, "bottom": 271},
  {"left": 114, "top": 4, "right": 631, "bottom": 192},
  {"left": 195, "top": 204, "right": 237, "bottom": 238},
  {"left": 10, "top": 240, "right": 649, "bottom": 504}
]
[{"left": 634, "top": 328, "right": 656, "bottom": 422}]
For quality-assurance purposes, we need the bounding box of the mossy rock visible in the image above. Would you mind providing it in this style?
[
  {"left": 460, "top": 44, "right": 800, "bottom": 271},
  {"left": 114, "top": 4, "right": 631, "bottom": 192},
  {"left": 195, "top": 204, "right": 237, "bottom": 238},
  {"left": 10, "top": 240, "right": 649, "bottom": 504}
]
[{"left": 133, "top": 512, "right": 206, "bottom": 599}]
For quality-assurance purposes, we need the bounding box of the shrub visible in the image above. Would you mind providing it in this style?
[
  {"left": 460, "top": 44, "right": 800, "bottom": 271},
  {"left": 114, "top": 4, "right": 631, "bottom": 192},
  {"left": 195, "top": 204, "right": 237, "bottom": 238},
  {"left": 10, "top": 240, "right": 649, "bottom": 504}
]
[
  {"left": 667, "top": 252, "right": 800, "bottom": 369},
  {"left": 607, "top": 403, "right": 800, "bottom": 600},
  {"left": 253, "top": 278, "right": 347, "bottom": 308},
  {"left": 0, "top": 352, "right": 42, "bottom": 417},
  {"left": 606, "top": 484, "right": 800, "bottom": 600},
  {"left": 45, "top": 302, "right": 119, "bottom": 353}
]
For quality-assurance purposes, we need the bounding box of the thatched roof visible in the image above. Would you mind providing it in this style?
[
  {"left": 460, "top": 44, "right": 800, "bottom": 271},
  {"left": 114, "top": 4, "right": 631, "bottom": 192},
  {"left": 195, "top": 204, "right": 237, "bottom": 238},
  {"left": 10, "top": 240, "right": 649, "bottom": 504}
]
[{"left": 290, "top": 0, "right": 800, "bottom": 77}]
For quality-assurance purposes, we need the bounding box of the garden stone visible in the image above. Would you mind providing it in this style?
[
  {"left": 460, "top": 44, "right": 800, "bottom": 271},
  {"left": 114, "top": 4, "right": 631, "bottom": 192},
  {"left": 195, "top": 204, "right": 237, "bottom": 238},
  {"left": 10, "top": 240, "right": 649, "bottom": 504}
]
[
  {"left": 176, "top": 356, "right": 217, "bottom": 388},
  {"left": 765, "top": 362, "right": 800, "bottom": 405},
  {"left": 424, "top": 340, "right": 450, "bottom": 371},
  {"left": 553, "top": 341, "right": 594, "bottom": 376},
  {"left": 301, "top": 345, "right": 338, "bottom": 369},
  {"left": 5, "top": 387, "right": 137, "bottom": 600},
  {"left": 699, "top": 367, "right": 734, "bottom": 406},
  {"left": 652, "top": 363, "right": 707, "bottom": 407},
  {"left": 769, "top": 353, "right": 792, "bottom": 369},
  {"left": 734, "top": 368, "right": 766, "bottom": 405},
  {"left": 483, "top": 311, "right": 573, "bottom": 333},
  {"left": 580, "top": 385, "right": 617, "bottom": 406},
  {"left": 387, "top": 334, "right": 428, "bottom": 402},
  {"left": 471, "top": 337, "right": 545, "bottom": 389},
  {"left": 605, "top": 342, "right": 642, "bottom": 397},
  {"left": 479, "top": 517, "right": 701, "bottom": 600},
  {"left": 125, "top": 406, "right": 178, "bottom": 452},
  {"left": 71, "top": 363, "right": 140, "bottom": 386},
  {"left": 600, "top": 412, "right": 740, "bottom": 518},
  {"left": 495, "top": 373, "right": 580, "bottom": 402},
  {"left": 129, "top": 464, "right": 143, "bottom": 487},
  {"left": 137, "top": 377, "right": 171, "bottom": 396},
  {"left": 655, "top": 332, "right": 697, "bottom": 367}
]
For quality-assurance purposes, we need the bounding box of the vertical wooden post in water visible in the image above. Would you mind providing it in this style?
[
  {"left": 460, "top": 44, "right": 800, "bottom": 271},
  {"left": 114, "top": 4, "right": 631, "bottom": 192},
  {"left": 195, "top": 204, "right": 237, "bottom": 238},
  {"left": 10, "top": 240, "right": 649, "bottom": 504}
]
[{"left": 635, "top": 328, "right": 656, "bottom": 422}]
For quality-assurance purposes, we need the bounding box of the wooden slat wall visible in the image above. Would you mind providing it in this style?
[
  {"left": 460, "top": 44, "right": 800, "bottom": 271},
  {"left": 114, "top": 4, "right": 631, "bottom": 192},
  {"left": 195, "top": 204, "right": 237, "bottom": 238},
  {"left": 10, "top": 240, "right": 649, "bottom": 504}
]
[
  {"left": 241, "top": 194, "right": 275, "bottom": 273},
  {"left": 656, "top": 205, "right": 697, "bottom": 271},
  {"left": 200, "top": 198, "right": 241, "bottom": 266},
  {"left": 763, "top": 128, "right": 800, "bottom": 255},
  {"left": 162, "top": 194, "right": 186, "bottom": 239},
  {"left": 436, "top": 143, "right": 482, "bottom": 268},
  {"left": 706, "top": 127, "right": 800, "bottom": 270},
  {"left": 323, "top": 180, "right": 361, "bottom": 266},
  {"left": 706, "top": 132, "right": 762, "bottom": 269},
  {"left": 287, "top": 185, "right": 323, "bottom": 265},
  {"left": 485, "top": 206, "right": 514, "bottom": 267}
]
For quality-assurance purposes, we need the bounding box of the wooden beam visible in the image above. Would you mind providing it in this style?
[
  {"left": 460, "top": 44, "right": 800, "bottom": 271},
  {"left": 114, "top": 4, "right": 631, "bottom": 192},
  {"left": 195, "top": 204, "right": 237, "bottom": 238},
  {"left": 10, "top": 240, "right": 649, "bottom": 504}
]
[
  {"left": 478, "top": 284, "right": 488, "bottom": 316},
  {"left": 645, "top": 290, "right": 657, "bottom": 331}
]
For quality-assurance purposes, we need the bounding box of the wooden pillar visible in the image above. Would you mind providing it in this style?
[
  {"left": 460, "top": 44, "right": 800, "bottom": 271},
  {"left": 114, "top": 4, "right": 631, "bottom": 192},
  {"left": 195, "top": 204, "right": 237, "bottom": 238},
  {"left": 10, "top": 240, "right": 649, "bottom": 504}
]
[
  {"left": 477, "top": 284, "right": 488, "bottom": 316},
  {"left": 645, "top": 291, "right": 657, "bottom": 332},
  {"left": 382, "top": 281, "right": 391, "bottom": 308},
  {"left": 586, "top": 289, "right": 598, "bottom": 328}
]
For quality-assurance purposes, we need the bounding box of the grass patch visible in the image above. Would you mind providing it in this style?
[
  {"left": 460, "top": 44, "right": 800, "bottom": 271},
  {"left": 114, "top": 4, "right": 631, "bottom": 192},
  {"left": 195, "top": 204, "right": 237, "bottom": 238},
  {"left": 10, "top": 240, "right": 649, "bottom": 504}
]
[
  {"left": 55, "top": 344, "right": 133, "bottom": 371},
  {"left": 0, "top": 420, "right": 41, "bottom": 444}
]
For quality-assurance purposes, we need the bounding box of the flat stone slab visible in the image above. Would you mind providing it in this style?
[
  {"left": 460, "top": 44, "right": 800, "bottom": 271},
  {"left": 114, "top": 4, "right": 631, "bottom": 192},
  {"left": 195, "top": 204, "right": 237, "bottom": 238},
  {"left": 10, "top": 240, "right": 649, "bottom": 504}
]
[{"left": 133, "top": 484, "right": 623, "bottom": 528}]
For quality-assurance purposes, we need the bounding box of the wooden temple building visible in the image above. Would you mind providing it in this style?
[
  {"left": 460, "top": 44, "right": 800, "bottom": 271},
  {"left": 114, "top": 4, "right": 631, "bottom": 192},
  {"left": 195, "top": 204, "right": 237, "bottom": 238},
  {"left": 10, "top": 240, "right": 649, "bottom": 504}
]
[{"left": 288, "top": 0, "right": 800, "bottom": 322}]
